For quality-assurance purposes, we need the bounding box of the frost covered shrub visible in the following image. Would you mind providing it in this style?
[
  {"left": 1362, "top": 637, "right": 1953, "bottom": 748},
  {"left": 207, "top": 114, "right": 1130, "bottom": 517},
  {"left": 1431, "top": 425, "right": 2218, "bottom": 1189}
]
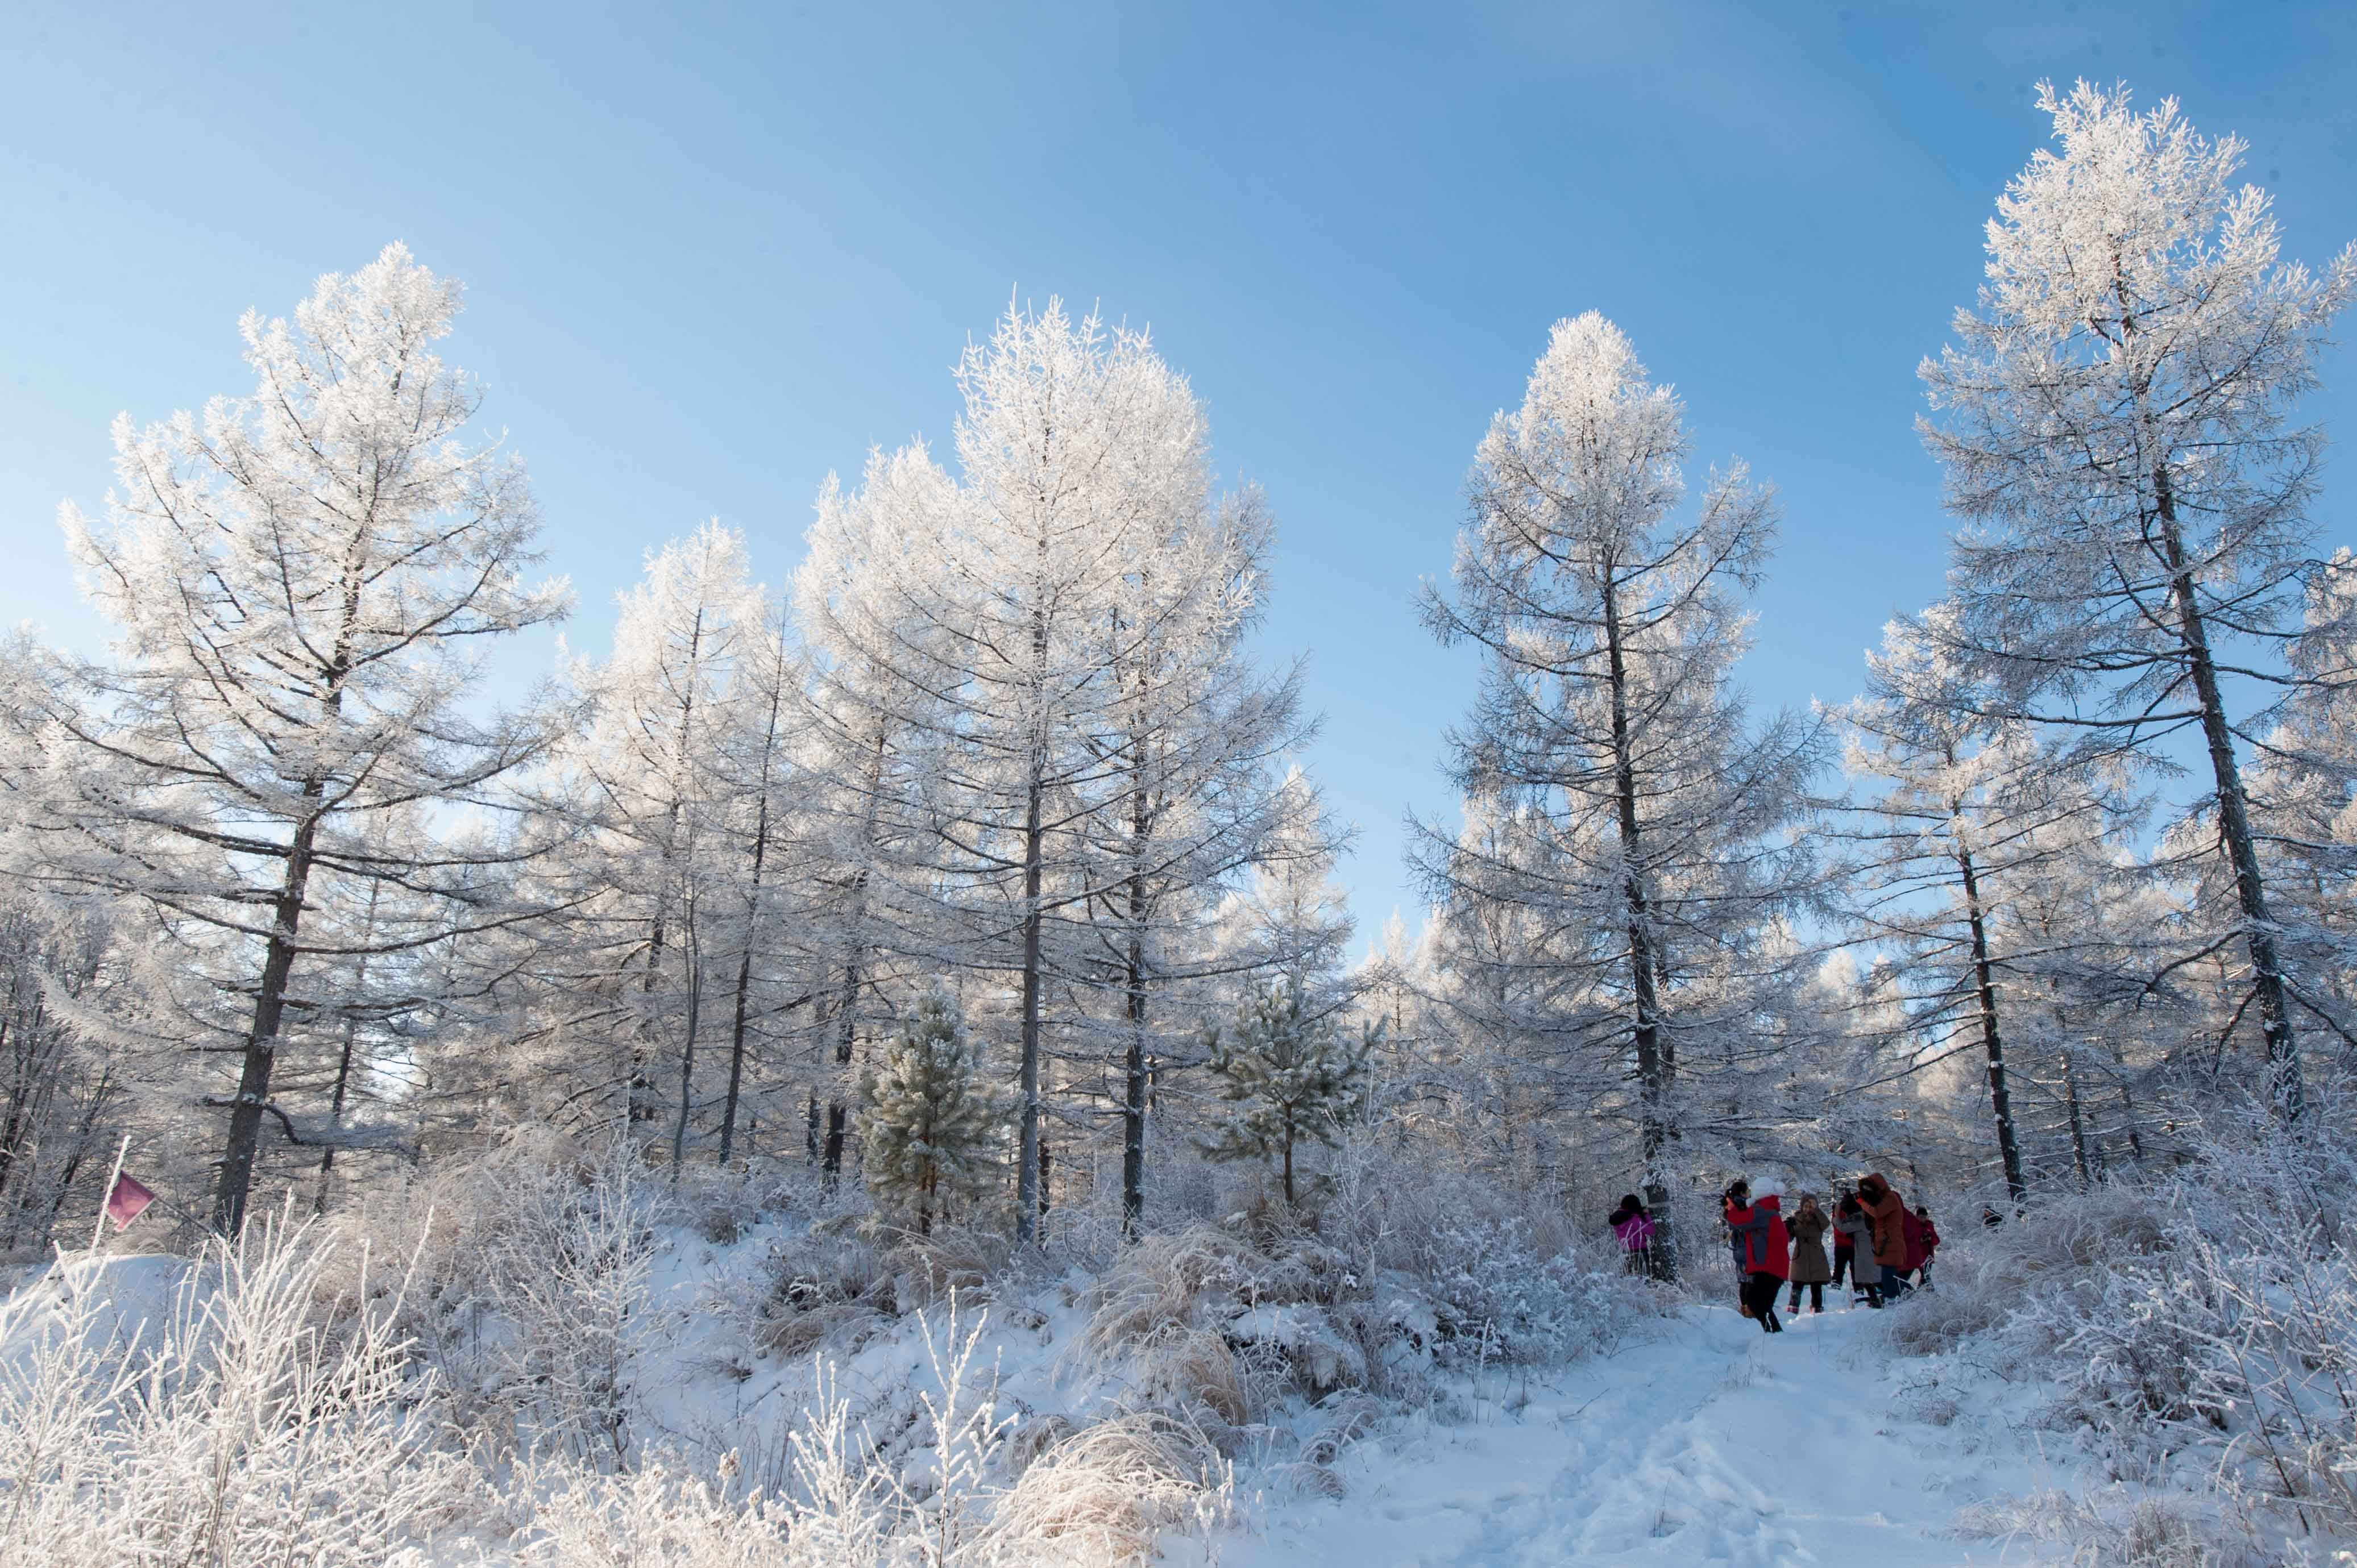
[
  {"left": 1904, "top": 1091, "right": 2357, "bottom": 1545},
  {"left": 982, "top": 1409, "right": 1233, "bottom": 1566},
  {"left": 1072, "top": 1175, "right": 1651, "bottom": 1429},
  {"left": 1866, "top": 1179, "right": 2174, "bottom": 1360},
  {"left": 889, "top": 1221, "right": 1014, "bottom": 1308},
  {"left": 0, "top": 1215, "right": 470, "bottom": 1567},
  {"left": 474, "top": 1146, "right": 662, "bottom": 1469},
  {"left": 327, "top": 1136, "right": 670, "bottom": 1470},
  {"left": 2050, "top": 1131, "right": 2357, "bottom": 1534},
  {"left": 521, "top": 1461, "right": 798, "bottom": 1567},
  {"left": 516, "top": 1311, "right": 1233, "bottom": 1568},
  {"left": 752, "top": 1220, "right": 898, "bottom": 1359},
  {"left": 1950, "top": 1487, "right": 2273, "bottom": 1568},
  {"left": 1076, "top": 1225, "right": 1267, "bottom": 1358},
  {"left": 1408, "top": 1212, "right": 1632, "bottom": 1367}
]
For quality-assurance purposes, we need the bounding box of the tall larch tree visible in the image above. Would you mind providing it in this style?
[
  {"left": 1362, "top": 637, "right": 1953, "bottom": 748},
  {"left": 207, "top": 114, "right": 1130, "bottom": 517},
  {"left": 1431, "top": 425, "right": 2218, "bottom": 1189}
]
[
  {"left": 24, "top": 244, "right": 570, "bottom": 1231},
  {"left": 1413, "top": 314, "right": 1823, "bottom": 1270},
  {"left": 1919, "top": 81, "right": 2355, "bottom": 1121},
  {"left": 566, "top": 521, "right": 764, "bottom": 1161},
  {"left": 1840, "top": 609, "right": 2131, "bottom": 1201}
]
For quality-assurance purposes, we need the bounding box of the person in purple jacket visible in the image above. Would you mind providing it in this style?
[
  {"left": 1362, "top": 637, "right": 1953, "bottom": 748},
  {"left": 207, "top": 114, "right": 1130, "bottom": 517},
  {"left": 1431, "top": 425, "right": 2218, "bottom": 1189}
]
[{"left": 1607, "top": 1192, "right": 1656, "bottom": 1276}]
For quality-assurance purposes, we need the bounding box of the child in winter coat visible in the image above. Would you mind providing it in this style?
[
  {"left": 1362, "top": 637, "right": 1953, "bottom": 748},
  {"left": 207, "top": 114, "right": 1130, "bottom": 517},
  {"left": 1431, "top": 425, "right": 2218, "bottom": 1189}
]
[
  {"left": 1784, "top": 1194, "right": 1832, "bottom": 1315},
  {"left": 1912, "top": 1205, "right": 1941, "bottom": 1290},
  {"left": 1829, "top": 1184, "right": 1856, "bottom": 1288},
  {"left": 1607, "top": 1193, "right": 1656, "bottom": 1276},
  {"left": 1832, "top": 1195, "right": 1881, "bottom": 1307},
  {"left": 1723, "top": 1180, "right": 1790, "bottom": 1334}
]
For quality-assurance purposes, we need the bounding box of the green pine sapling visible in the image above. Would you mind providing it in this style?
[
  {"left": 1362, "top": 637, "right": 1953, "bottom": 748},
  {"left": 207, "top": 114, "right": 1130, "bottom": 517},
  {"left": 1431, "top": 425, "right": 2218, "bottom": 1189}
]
[
  {"left": 860, "top": 982, "right": 1007, "bottom": 1234},
  {"left": 1197, "top": 981, "right": 1377, "bottom": 1205}
]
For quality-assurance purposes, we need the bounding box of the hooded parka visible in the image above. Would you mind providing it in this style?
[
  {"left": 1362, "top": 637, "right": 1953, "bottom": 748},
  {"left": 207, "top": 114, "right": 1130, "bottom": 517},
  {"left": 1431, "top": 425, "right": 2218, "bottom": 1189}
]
[{"left": 1858, "top": 1173, "right": 1909, "bottom": 1269}]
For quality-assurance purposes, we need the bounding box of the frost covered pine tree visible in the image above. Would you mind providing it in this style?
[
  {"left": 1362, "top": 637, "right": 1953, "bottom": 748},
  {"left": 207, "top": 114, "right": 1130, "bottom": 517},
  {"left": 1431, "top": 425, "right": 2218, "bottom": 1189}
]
[
  {"left": 807, "top": 302, "right": 1301, "bottom": 1243},
  {"left": 708, "top": 608, "right": 820, "bottom": 1167},
  {"left": 1211, "top": 768, "right": 1356, "bottom": 1014},
  {"left": 22, "top": 245, "right": 571, "bottom": 1232},
  {"left": 803, "top": 323, "right": 1319, "bottom": 1236},
  {"left": 860, "top": 982, "right": 1006, "bottom": 1233},
  {"left": 937, "top": 303, "right": 1217, "bottom": 1243},
  {"left": 1198, "top": 980, "right": 1374, "bottom": 1206},
  {"left": 1078, "top": 478, "right": 1318, "bottom": 1238},
  {"left": 1919, "top": 81, "right": 2356, "bottom": 1121},
  {"left": 1839, "top": 609, "right": 2132, "bottom": 1201},
  {"left": 796, "top": 445, "right": 966, "bottom": 1182},
  {"left": 1412, "top": 313, "right": 1823, "bottom": 1260},
  {"left": 558, "top": 521, "right": 764, "bottom": 1157}
]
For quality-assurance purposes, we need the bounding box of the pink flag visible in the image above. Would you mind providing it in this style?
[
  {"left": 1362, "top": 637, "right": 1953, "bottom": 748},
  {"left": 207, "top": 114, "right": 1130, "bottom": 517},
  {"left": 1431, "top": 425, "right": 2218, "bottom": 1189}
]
[{"left": 106, "top": 1171, "right": 156, "bottom": 1231}]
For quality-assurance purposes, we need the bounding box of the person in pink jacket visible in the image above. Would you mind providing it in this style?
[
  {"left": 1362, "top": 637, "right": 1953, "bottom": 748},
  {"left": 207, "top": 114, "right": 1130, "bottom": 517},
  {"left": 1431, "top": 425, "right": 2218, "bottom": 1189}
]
[{"left": 1607, "top": 1192, "right": 1657, "bottom": 1276}]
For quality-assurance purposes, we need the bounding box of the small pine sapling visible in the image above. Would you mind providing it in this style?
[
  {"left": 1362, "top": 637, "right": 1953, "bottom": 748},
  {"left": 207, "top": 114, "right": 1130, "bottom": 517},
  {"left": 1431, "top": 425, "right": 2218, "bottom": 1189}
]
[
  {"left": 860, "top": 983, "right": 1007, "bottom": 1234},
  {"left": 1197, "top": 981, "right": 1376, "bottom": 1205}
]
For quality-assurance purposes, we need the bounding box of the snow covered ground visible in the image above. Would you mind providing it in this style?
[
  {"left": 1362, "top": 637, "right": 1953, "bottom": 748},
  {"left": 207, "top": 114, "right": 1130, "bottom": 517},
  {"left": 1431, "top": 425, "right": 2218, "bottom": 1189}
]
[
  {"left": 0, "top": 1217, "right": 2182, "bottom": 1566},
  {"left": 1214, "top": 1298, "right": 2066, "bottom": 1568}
]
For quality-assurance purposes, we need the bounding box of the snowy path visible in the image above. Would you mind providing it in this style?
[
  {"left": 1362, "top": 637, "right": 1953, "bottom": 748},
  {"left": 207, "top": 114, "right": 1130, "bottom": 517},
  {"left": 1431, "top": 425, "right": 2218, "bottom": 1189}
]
[{"left": 1219, "top": 1299, "right": 2060, "bottom": 1567}]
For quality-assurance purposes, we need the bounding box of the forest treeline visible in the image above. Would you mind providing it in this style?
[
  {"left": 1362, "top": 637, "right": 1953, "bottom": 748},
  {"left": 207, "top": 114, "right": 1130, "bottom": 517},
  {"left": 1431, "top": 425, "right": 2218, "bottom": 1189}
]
[{"left": 0, "top": 80, "right": 2348, "bottom": 1266}]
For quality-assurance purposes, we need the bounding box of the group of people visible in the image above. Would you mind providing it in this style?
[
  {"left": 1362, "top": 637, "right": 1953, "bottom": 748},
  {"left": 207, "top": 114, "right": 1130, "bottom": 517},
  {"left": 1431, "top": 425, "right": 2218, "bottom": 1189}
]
[
  {"left": 1603, "top": 1176, "right": 1943, "bottom": 1334},
  {"left": 1720, "top": 1175, "right": 1940, "bottom": 1331}
]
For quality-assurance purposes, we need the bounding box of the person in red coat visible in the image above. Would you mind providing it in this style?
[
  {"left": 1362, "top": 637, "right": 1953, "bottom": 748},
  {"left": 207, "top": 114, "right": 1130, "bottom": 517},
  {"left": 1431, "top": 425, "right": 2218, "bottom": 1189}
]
[
  {"left": 1912, "top": 1205, "right": 1941, "bottom": 1291},
  {"left": 1723, "top": 1179, "right": 1790, "bottom": 1334}
]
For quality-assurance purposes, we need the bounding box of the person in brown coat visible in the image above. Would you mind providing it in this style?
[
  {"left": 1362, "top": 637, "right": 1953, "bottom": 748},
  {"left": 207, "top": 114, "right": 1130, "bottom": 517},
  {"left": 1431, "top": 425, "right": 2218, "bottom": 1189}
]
[
  {"left": 1784, "top": 1194, "right": 1832, "bottom": 1315},
  {"left": 1857, "top": 1172, "right": 1912, "bottom": 1303}
]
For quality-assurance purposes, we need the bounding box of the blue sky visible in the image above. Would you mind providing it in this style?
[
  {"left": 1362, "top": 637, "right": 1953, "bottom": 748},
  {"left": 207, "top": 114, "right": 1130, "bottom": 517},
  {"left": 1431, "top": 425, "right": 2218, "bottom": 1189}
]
[{"left": 3, "top": 1, "right": 2352, "bottom": 942}]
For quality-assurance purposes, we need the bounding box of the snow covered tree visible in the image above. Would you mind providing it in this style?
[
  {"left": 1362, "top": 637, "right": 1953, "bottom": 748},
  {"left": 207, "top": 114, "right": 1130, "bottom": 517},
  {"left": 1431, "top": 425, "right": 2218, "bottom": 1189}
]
[
  {"left": 558, "top": 521, "right": 765, "bottom": 1161},
  {"left": 934, "top": 302, "right": 1216, "bottom": 1242},
  {"left": 2239, "top": 550, "right": 2357, "bottom": 1051},
  {"left": 1198, "top": 979, "right": 1374, "bottom": 1206},
  {"left": 1210, "top": 769, "right": 1356, "bottom": 1014},
  {"left": 1412, "top": 313, "right": 1824, "bottom": 1246},
  {"left": 1987, "top": 822, "right": 2176, "bottom": 1185},
  {"left": 796, "top": 446, "right": 968, "bottom": 1182},
  {"left": 707, "top": 608, "right": 819, "bottom": 1167},
  {"left": 802, "top": 302, "right": 1316, "bottom": 1242},
  {"left": 1919, "top": 81, "right": 2356, "bottom": 1121},
  {"left": 860, "top": 982, "right": 1006, "bottom": 1233},
  {"left": 1840, "top": 609, "right": 2135, "bottom": 1201},
  {"left": 22, "top": 244, "right": 571, "bottom": 1232}
]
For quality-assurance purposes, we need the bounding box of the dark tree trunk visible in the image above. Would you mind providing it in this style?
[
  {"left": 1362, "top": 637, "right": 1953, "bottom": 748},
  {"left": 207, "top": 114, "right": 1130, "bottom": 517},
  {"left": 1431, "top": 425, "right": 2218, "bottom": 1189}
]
[
  {"left": 670, "top": 921, "right": 702, "bottom": 1177},
  {"left": 1601, "top": 565, "right": 1674, "bottom": 1278},
  {"left": 315, "top": 870, "right": 385, "bottom": 1216},
  {"left": 1016, "top": 754, "right": 1045, "bottom": 1245},
  {"left": 1955, "top": 843, "right": 2028, "bottom": 1201},
  {"left": 719, "top": 686, "right": 780, "bottom": 1165},
  {"left": 821, "top": 1103, "right": 846, "bottom": 1187},
  {"left": 1036, "top": 1137, "right": 1052, "bottom": 1241},
  {"left": 215, "top": 806, "right": 323, "bottom": 1234},
  {"left": 2152, "top": 433, "right": 2302, "bottom": 1118},
  {"left": 2061, "top": 1049, "right": 2094, "bottom": 1188}
]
